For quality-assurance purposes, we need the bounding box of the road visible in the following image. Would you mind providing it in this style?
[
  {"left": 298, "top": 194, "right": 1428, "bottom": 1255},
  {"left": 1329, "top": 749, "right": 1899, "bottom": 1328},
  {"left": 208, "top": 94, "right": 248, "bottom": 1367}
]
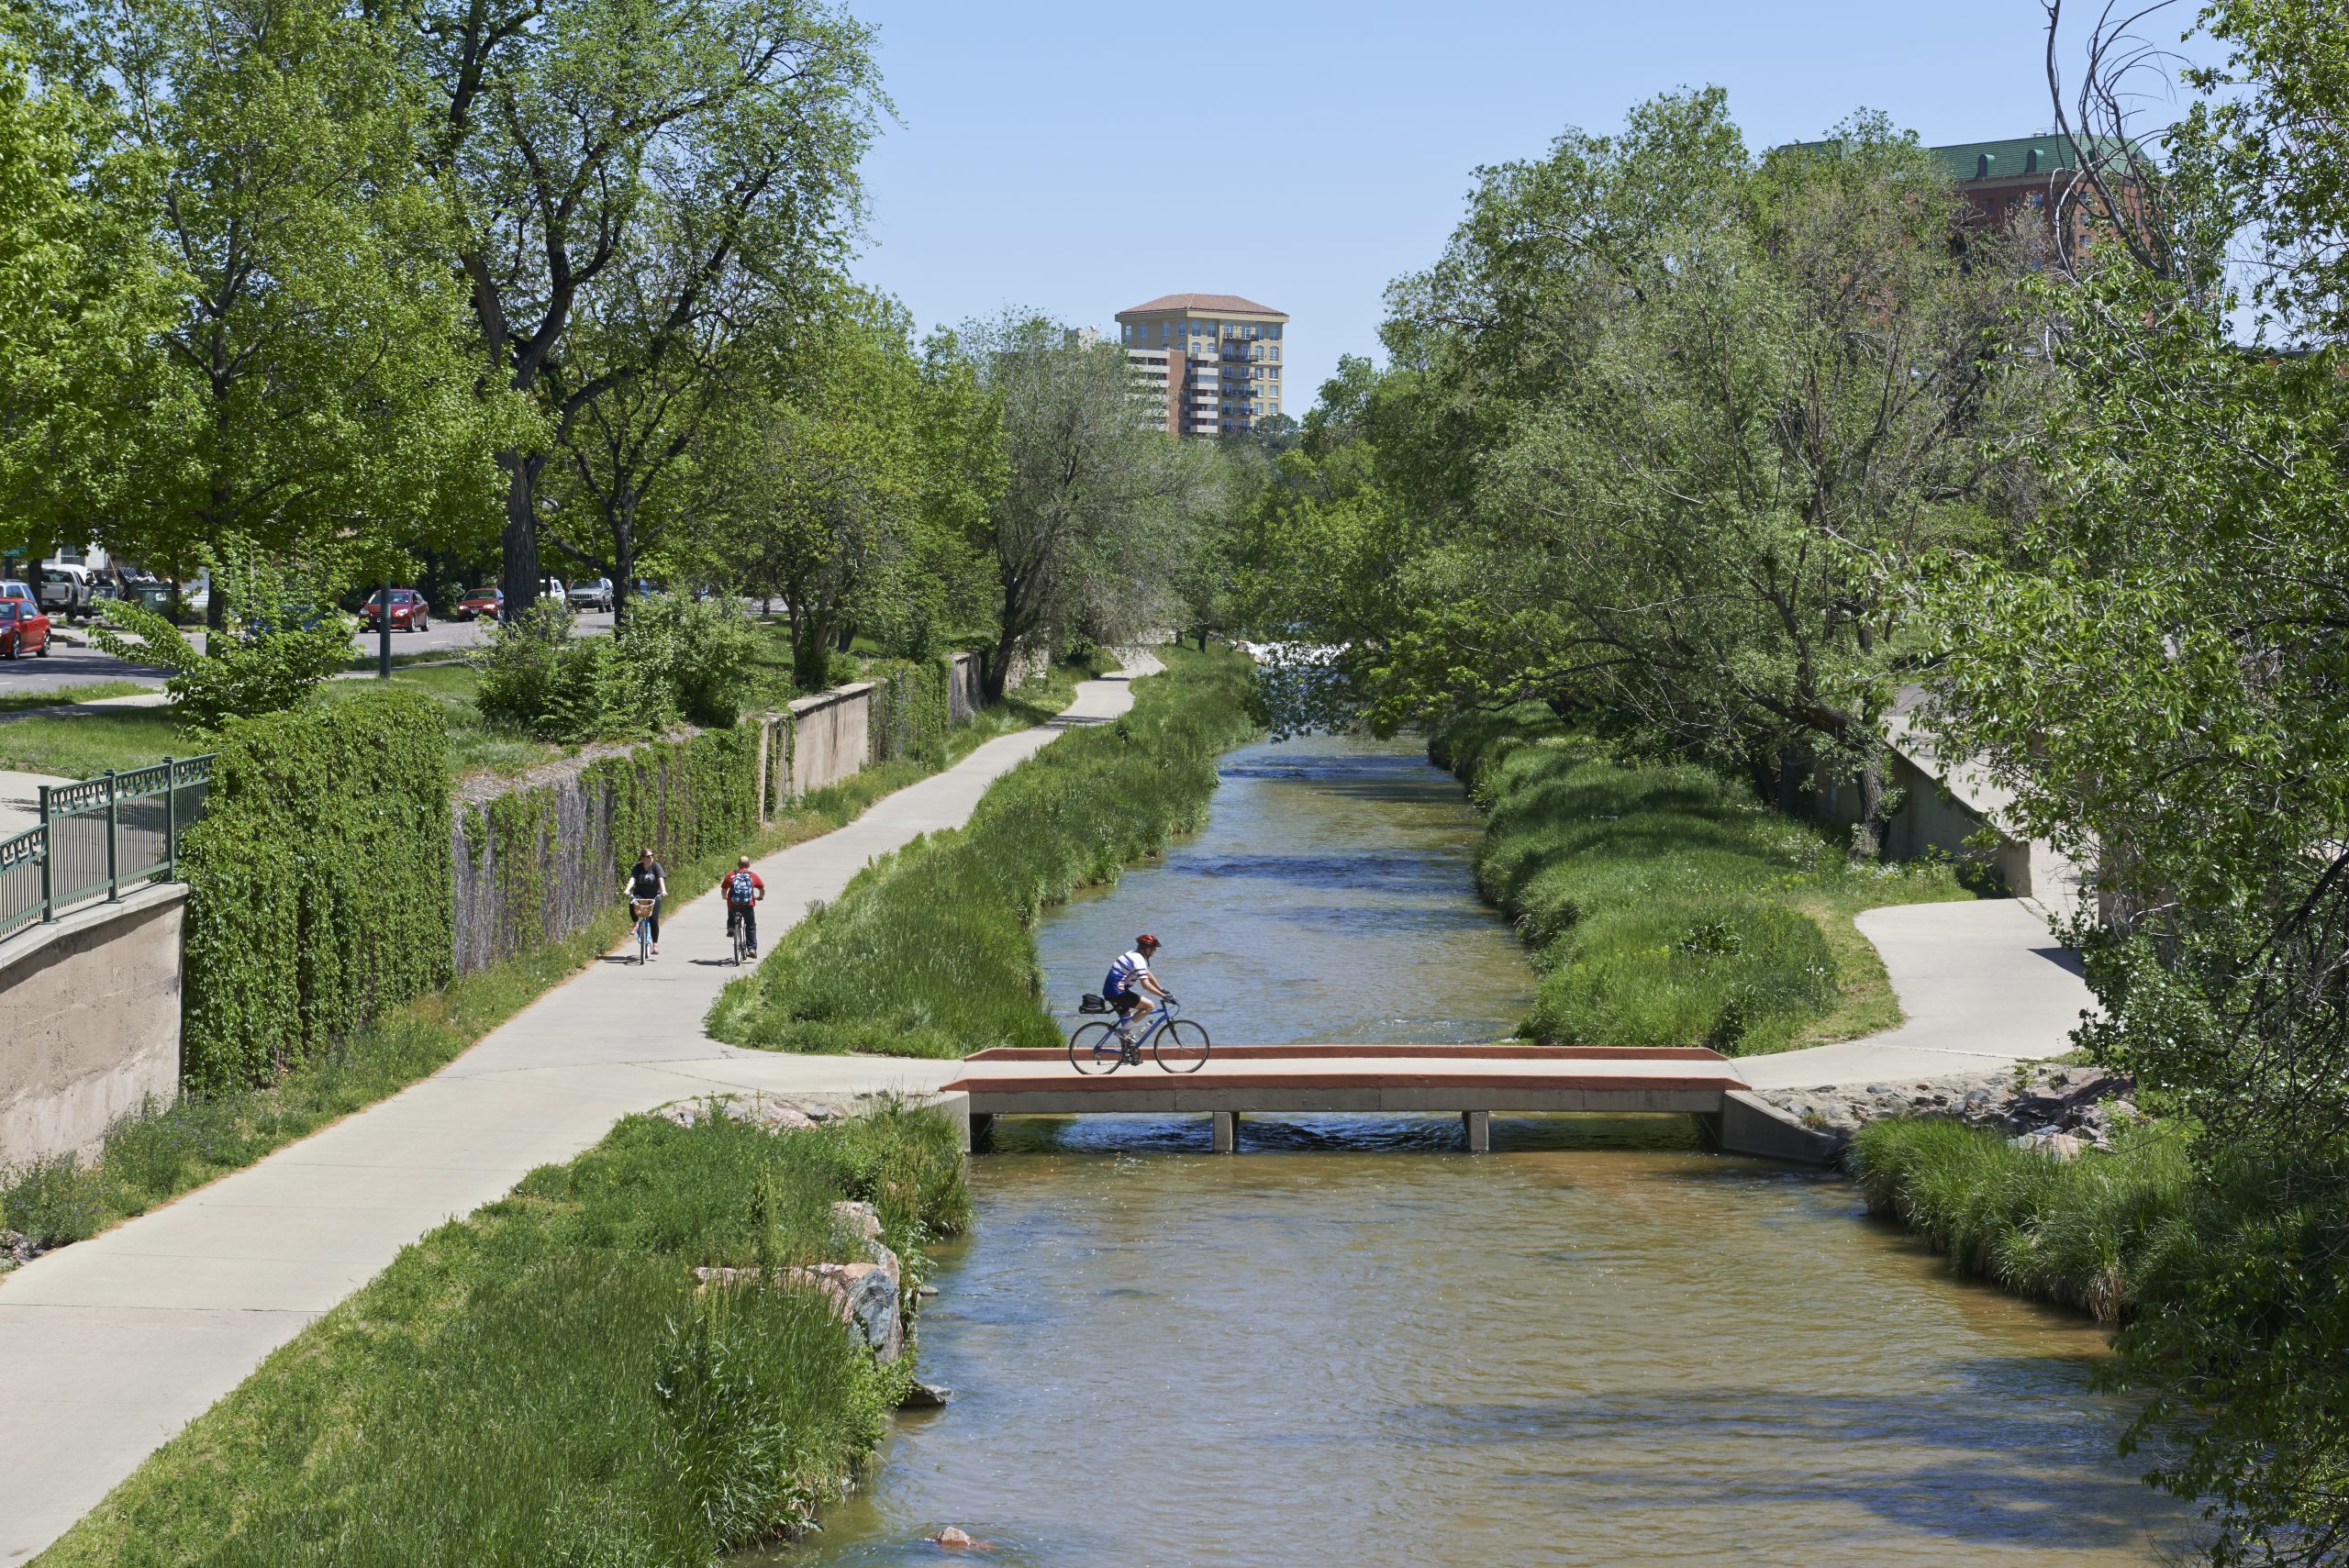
[{"left": 0, "top": 609, "right": 618, "bottom": 697}]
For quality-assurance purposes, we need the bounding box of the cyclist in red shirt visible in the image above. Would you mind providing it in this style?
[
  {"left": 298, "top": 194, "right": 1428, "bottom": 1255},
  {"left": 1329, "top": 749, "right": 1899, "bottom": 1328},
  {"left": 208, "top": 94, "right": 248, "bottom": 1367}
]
[{"left": 723, "top": 855, "right": 766, "bottom": 957}]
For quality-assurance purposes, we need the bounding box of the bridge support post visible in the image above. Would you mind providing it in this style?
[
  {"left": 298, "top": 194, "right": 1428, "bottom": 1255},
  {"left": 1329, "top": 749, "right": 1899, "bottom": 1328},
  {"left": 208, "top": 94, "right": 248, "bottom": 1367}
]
[
  {"left": 1462, "top": 1110, "right": 1490, "bottom": 1153},
  {"left": 968, "top": 1113, "right": 995, "bottom": 1154},
  {"left": 1211, "top": 1111, "right": 1239, "bottom": 1153}
]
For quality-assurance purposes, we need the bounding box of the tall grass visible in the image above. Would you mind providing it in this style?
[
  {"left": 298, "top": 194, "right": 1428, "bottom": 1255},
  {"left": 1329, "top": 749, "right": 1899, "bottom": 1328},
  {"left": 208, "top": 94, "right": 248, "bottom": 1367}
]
[
  {"left": 37, "top": 1106, "right": 968, "bottom": 1568},
  {"left": 1435, "top": 708, "right": 1972, "bottom": 1052},
  {"left": 708, "top": 646, "right": 1259, "bottom": 1058},
  {"left": 1848, "top": 1118, "right": 2195, "bottom": 1321}
]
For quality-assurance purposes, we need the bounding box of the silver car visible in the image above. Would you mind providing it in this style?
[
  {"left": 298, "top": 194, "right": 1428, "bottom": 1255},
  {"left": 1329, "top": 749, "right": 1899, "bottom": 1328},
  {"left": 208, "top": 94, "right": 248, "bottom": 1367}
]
[{"left": 566, "top": 577, "right": 614, "bottom": 612}]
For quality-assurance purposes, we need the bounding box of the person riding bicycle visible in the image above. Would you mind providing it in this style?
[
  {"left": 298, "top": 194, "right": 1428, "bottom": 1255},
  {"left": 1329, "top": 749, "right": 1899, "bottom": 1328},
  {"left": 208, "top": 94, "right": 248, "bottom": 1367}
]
[
  {"left": 625, "top": 849, "right": 667, "bottom": 958},
  {"left": 723, "top": 854, "right": 765, "bottom": 957},
  {"left": 1103, "top": 934, "right": 1173, "bottom": 1040}
]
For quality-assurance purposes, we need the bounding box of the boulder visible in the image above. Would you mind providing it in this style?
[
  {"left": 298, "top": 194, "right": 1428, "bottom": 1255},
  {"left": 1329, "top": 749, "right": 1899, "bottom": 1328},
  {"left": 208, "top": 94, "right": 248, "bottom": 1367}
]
[{"left": 900, "top": 1381, "right": 953, "bottom": 1407}]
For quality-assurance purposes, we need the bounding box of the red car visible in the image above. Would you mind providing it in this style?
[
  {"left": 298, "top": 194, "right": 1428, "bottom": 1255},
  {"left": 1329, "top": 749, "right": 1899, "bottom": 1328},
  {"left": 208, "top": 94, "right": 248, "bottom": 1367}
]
[
  {"left": 362, "top": 588, "right": 430, "bottom": 632},
  {"left": 0, "top": 599, "right": 52, "bottom": 658},
  {"left": 454, "top": 585, "right": 503, "bottom": 621}
]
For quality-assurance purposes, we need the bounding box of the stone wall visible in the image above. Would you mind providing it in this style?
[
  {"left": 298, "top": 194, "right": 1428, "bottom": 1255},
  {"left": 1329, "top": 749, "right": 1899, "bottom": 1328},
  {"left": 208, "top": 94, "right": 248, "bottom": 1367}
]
[
  {"left": 0, "top": 884, "right": 185, "bottom": 1163},
  {"left": 787, "top": 683, "right": 872, "bottom": 797},
  {"left": 947, "top": 651, "right": 981, "bottom": 727}
]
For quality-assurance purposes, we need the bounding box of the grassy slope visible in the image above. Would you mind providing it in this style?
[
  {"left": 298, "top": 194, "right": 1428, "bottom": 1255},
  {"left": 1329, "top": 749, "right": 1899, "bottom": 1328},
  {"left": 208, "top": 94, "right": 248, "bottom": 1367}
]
[
  {"left": 37, "top": 1107, "right": 968, "bottom": 1568},
  {"left": 0, "top": 662, "right": 1082, "bottom": 1259},
  {"left": 707, "top": 645, "right": 1259, "bottom": 1058},
  {"left": 1436, "top": 709, "right": 1976, "bottom": 1054},
  {"left": 0, "top": 681, "right": 151, "bottom": 716},
  {"left": 1848, "top": 1116, "right": 2192, "bottom": 1321}
]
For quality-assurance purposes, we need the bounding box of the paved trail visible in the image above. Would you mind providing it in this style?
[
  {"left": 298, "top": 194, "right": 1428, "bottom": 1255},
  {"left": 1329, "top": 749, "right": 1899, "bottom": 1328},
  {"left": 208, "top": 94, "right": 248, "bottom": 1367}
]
[{"left": 0, "top": 661, "right": 1151, "bottom": 1565}]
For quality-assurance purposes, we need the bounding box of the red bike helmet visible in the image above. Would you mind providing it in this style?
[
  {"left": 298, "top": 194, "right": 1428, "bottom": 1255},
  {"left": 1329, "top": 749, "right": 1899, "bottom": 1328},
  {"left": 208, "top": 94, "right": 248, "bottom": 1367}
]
[{"left": 1136, "top": 933, "right": 1161, "bottom": 952}]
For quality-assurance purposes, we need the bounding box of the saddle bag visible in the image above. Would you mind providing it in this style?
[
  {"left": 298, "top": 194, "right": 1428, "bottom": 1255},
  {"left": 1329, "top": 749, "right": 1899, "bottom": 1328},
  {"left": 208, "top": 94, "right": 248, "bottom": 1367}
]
[{"left": 1078, "top": 994, "right": 1110, "bottom": 1014}]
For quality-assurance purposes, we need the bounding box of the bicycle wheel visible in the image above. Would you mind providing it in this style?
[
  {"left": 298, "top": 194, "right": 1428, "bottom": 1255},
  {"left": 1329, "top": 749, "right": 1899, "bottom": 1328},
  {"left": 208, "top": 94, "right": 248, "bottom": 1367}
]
[
  {"left": 1153, "top": 1018, "right": 1210, "bottom": 1073},
  {"left": 638, "top": 921, "right": 651, "bottom": 964},
  {"left": 1068, "top": 1021, "right": 1124, "bottom": 1075}
]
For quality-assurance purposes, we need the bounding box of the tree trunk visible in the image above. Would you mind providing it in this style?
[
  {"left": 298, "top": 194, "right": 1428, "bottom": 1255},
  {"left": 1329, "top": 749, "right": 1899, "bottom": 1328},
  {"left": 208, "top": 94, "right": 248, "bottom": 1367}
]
[
  {"left": 1852, "top": 754, "right": 1891, "bottom": 862},
  {"left": 612, "top": 514, "right": 635, "bottom": 637},
  {"left": 498, "top": 456, "right": 541, "bottom": 617}
]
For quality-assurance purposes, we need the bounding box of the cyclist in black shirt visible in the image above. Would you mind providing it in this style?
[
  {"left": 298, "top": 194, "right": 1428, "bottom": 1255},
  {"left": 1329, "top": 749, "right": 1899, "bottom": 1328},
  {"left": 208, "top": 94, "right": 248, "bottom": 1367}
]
[{"left": 625, "top": 848, "right": 667, "bottom": 956}]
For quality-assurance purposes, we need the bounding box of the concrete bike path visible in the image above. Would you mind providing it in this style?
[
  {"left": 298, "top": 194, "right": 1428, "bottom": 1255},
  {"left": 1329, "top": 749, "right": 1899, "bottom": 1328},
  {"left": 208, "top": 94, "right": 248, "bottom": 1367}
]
[
  {"left": 0, "top": 660, "right": 1153, "bottom": 1565},
  {"left": 1733, "top": 899, "right": 2097, "bottom": 1092}
]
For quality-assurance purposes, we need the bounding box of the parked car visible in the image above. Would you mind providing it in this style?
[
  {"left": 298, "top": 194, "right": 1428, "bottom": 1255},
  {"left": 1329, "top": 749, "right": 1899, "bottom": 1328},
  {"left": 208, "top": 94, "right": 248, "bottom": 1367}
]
[
  {"left": 454, "top": 585, "right": 504, "bottom": 621},
  {"left": 0, "top": 599, "right": 53, "bottom": 658},
  {"left": 361, "top": 587, "right": 430, "bottom": 632},
  {"left": 0, "top": 580, "right": 39, "bottom": 611},
  {"left": 35, "top": 564, "right": 93, "bottom": 621},
  {"left": 567, "top": 577, "right": 615, "bottom": 612}
]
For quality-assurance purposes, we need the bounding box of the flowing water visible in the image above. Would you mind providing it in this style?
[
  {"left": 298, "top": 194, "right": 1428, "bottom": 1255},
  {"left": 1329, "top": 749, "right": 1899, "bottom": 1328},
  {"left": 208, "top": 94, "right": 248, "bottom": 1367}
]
[{"left": 767, "top": 735, "right": 2190, "bottom": 1566}]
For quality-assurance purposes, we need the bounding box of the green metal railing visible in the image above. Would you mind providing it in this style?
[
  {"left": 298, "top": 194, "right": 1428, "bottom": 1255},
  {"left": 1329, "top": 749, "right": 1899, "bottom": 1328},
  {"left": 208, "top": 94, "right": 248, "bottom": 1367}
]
[{"left": 0, "top": 755, "right": 214, "bottom": 941}]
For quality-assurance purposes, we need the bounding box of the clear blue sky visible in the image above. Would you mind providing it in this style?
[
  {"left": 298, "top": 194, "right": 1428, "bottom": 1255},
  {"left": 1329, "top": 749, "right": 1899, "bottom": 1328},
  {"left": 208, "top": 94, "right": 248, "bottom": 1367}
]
[{"left": 845, "top": 0, "right": 2210, "bottom": 403}]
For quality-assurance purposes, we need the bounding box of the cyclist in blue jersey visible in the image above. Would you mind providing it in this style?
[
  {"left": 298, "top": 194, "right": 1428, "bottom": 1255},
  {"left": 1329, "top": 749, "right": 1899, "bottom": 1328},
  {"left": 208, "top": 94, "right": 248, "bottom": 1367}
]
[{"left": 1102, "top": 934, "right": 1172, "bottom": 1039}]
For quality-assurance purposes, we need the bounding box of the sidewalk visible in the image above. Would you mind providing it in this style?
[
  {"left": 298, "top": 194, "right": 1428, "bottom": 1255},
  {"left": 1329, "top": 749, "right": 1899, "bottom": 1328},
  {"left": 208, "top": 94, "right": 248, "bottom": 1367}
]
[
  {"left": 0, "top": 660, "right": 1152, "bottom": 1565},
  {"left": 1733, "top": 900, "right": 2096, "bottom": 1091}
]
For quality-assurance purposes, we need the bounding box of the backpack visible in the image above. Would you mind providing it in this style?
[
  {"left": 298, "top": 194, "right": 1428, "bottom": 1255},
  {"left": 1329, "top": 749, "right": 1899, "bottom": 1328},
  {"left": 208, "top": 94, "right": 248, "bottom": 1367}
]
[{"left": 727, "top": 871, "right": 757, "bottom": 904}]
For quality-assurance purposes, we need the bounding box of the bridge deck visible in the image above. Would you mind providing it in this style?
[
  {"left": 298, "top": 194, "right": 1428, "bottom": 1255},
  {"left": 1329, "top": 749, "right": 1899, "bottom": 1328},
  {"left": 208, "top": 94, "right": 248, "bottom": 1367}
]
[{"left": 941, "top": 1044, "right": 1743, "bottom": 1121}]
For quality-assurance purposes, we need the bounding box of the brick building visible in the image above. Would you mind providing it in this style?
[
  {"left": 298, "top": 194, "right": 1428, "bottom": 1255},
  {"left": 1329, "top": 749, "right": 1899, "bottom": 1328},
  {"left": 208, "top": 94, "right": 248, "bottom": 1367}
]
[{"left": 1114, "top": 294, "right": 1288, "bottom": 438}]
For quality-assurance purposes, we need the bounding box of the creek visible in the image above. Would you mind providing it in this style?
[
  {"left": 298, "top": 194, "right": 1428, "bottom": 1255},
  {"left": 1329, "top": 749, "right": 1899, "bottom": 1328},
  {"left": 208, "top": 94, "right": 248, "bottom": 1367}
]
[{"left": 766, "top": 734, "right": 2189, "bottom": 1565}]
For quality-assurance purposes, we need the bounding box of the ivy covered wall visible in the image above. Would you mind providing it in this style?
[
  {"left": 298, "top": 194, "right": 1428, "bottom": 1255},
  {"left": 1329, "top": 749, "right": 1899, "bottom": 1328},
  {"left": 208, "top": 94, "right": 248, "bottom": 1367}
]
[{"left": 180, "top": 689, "right": 454, "bottom": 1092}]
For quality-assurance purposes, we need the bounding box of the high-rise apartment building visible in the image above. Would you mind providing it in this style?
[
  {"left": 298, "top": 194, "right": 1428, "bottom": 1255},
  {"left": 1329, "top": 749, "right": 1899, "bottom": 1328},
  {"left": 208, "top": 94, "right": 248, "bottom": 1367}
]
[{"left": 1114, "top": 294, "right": 1288, "bottom": 439}]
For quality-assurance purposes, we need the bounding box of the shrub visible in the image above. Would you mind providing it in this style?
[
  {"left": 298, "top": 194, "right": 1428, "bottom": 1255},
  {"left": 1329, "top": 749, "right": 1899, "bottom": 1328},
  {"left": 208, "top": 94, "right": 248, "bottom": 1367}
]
[
  {"left": 180, "top": 686, "right": 453, "bottom": 1091},
  {"left": 0, "top": 1153, "right": 103, "bottom": 1249},
  {"left": 472, "top": 595, "right": 761, "bottom": 741},
  {"left": 709, "top": 647, "right": 1256, "bottom": 1057},
  {"left": 91, "top": 547, "right": 354, "bottom": 728}
]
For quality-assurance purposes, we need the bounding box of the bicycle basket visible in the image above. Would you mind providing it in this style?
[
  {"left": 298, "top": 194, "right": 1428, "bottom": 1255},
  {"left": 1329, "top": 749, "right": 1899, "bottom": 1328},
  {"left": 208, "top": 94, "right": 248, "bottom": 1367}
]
[
  {"left": 630, "top": 897, "right": 656, "bottom": 919},
  {"left": 1078, "top": 994, "right": 1109, "bottom": 1014}
]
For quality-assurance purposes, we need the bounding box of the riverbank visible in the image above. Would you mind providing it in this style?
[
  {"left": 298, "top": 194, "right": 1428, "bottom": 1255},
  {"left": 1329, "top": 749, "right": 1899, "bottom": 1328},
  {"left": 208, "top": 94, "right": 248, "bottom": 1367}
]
[
  {"left": 707, "top": 645, "right": 1259, "bottom": 1058},
  {"left": 36, "top": 1104, "right": 967, "bottom": 1568},
  {"left": 0, "top": 661, "right": 1090, "bottom": 1272},
  {"left": 0, "top": 666, "right": 1142, "bottom": 1565},
  {"left": 1433, "top": 708, "right": 1976, "bottom": 1053}
]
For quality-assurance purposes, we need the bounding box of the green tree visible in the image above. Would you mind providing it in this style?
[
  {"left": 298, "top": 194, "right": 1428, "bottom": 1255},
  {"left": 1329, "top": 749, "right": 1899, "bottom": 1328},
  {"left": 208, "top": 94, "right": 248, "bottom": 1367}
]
[
  {"left": 413, "top": 0, "right": 884, "bottom": 616},
  {"left": 0, "top": 7, "right": 175, "bottom": 559},
  {"left": 61, "top": 0, "right": 517, "bottom": 621},
  {"left": 1915, "top": 6, "right": 2349, "bottom": 1554}
]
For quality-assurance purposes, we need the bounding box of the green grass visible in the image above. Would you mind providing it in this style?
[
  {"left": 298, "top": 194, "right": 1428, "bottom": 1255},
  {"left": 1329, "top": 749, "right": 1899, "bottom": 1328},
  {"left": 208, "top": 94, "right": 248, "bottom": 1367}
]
[
  {"left": 323, "top": 664, "right": 561, "bottom": 781},
  {"left": 0, "top": 706, "right": 191, "bottom": 778},
  {"left": 1435, "top": 709, "right": 1976, "bottom": 1054},
  {"left": 708, "top": 645, "right": 1256, "bottom": 1058},
  {"left": 34, "top": 1106, "right": 967, "bottom": 1568},
  {"left": 0, "top": 680, "right": 151, "bottom": 715},
  {"left": 1848, "top": 1117, "right": 2195, "bottom": 1321},
  {"left": 0, "top": 700, "right": 1049, "bottom": 1262}
]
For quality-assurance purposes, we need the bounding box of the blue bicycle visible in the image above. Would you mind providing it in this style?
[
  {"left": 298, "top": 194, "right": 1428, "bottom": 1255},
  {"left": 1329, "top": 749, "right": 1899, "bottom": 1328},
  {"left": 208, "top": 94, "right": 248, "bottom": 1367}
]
[{"left": 1068, "top": 995, "right": 1210, "bottom": 1074}]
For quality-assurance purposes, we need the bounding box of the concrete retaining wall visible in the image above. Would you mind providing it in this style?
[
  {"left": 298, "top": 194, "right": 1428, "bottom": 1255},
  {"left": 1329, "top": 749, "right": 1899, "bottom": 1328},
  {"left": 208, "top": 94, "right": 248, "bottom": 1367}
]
[
  {"left": 787, "top": 683, "right": 873, "bottom": 797},
  {"left": 0, "top": 884, "right": 186, "bottom": 1164},
  {"left": 947, "top": 652, "right": 981, "bottom": 727}
]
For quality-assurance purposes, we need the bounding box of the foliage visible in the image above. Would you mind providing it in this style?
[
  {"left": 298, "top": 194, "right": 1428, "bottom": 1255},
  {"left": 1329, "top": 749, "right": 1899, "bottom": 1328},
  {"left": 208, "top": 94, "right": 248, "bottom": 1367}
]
[
  {"left": 961, "top": 315, "right": 1229, "bottom": 700},
  {"left": 38, "top": 1106, "right": 968, "bottom": 1568},
  {"left": 1848, "top": 1117, "right": 2194, "bottom": 1322},
  {"left": 470, "top": 595, "right": 758, "bottom": 741},
  {"left": 1908, "top": 9, "right": 2349, "bottom": 1555},
  {"left": 416, "top": 0, "right": 885, "bottom": 614},
  {"left": 50, "top": 0, "right": 522, "bottom": 602},
  {"left": 91, "top": 545, "right": 353, "bottom": 728},
  {"left": 0, "top": 1151, "right": 104, "bottom": 1251},
  {"left": 1436, "top": 706, "right": 1970, "bottom": 1053},
  {"left": 0, "top": 10, "right": 174, "bottom": 553},
  {"left": 179, "top": 687, "right": 453, "bottom": 1091},
  {"left": 709, "top": 647, "right": 1256, "bottom": 1056},
  {"left": 1242, "top": 95, "right": 2033, "bottom": 852}
]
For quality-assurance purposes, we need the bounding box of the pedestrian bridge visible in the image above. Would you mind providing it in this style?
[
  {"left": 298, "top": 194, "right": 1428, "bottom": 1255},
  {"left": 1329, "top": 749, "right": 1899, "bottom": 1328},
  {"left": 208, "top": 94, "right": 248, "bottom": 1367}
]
[{"left": 941, "top": 1044, "right": 1822, "bottom": 1157}]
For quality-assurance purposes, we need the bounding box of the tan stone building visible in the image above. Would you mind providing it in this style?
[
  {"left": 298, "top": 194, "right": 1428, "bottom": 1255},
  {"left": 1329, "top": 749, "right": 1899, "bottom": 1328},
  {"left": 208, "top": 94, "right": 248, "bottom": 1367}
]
[{"left": 1114, "top": 293, "right": 1288, "bottom": 438}]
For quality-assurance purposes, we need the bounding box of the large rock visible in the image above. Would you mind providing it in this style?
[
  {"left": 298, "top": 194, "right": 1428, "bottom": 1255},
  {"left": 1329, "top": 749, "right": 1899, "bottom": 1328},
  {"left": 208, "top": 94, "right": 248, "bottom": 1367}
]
[
  {"left": 691, "top": 1208, "right": 906, "bottom": 1362},
  {"left": 1754, "top": 1062, "right": 2139, "bottom": 1149}
]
